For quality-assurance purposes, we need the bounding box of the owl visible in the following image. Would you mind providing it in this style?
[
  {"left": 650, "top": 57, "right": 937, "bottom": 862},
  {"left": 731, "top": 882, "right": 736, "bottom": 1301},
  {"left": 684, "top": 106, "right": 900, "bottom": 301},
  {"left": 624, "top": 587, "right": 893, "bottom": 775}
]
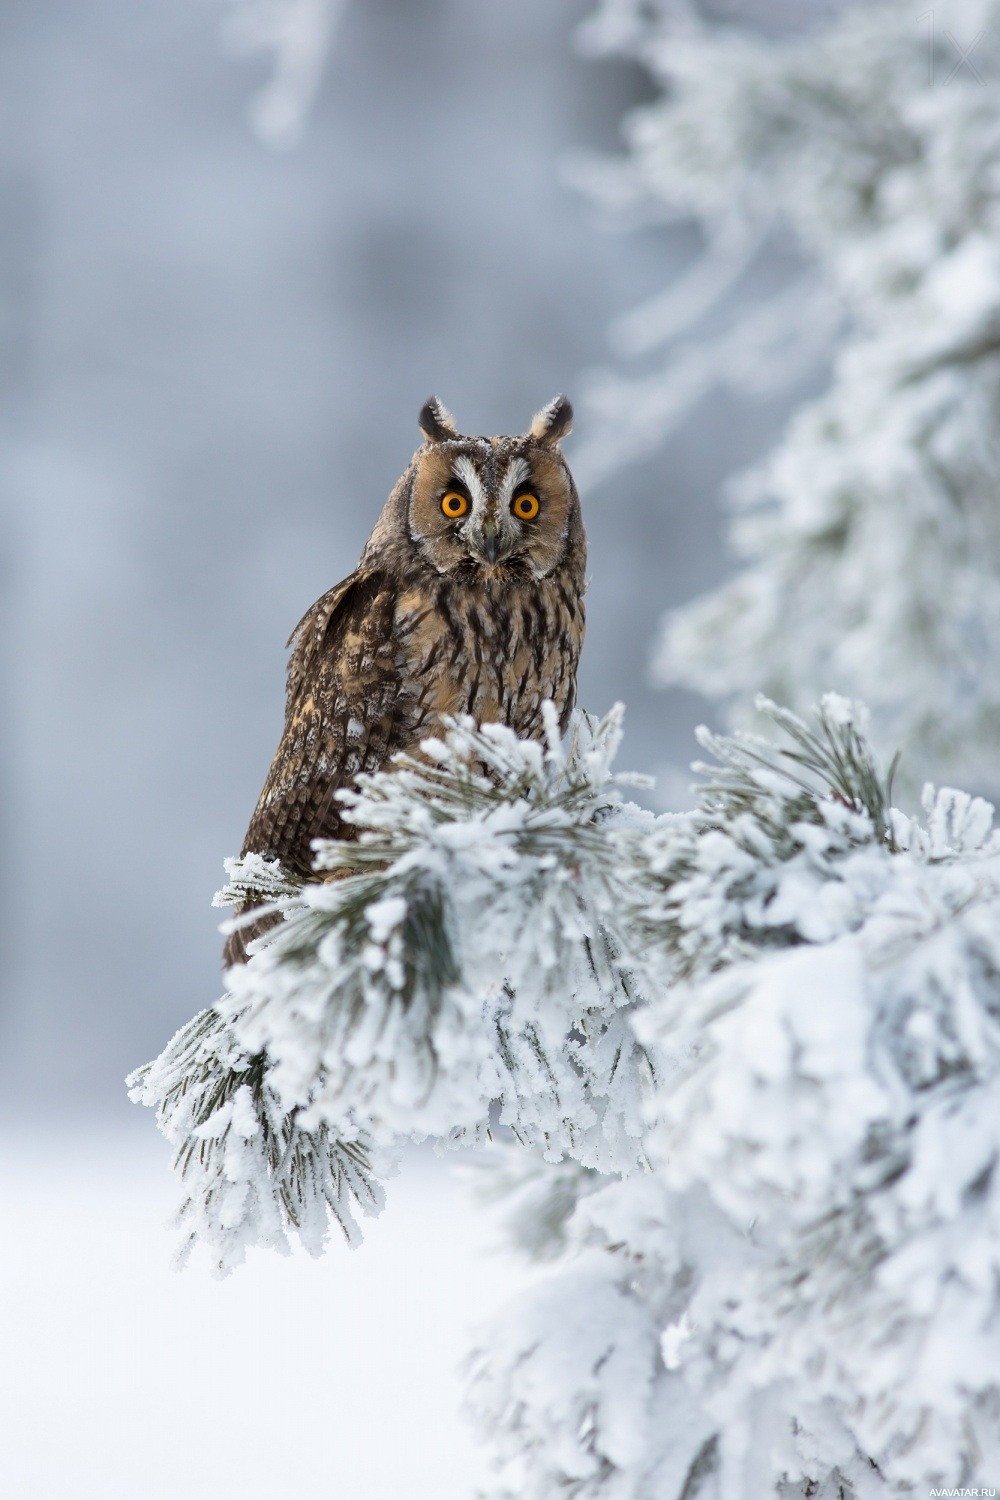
[{"left": 224, "top": 394, "right": 586, "bottom": 966}]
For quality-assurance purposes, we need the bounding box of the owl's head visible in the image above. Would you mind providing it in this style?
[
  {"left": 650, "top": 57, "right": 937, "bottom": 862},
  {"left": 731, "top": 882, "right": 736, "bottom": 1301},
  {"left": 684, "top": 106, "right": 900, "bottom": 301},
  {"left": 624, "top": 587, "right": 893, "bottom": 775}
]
[{"left": 384, "top": 395, "right": 582, "bottom": 580}]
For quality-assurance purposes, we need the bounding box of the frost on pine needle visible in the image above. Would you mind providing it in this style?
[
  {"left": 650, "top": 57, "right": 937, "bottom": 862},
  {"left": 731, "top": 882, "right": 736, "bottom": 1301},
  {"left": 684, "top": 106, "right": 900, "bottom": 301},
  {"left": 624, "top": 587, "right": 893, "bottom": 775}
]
[
  {"left": 216, "top": 705, "right": 654, "bottom": 1163},
  {"left": 629, "top": 693, "right": 900, "bottom": 981},
  {"left": 130, "top": 706, "right": 655, "bottom": 1270},
  {"left": 126, "top": 1008, "right": 386, "bottom": 1275},
  {"left": 468, "top": 698, "right": 1000, "bottom": 1497},
  {"left": 131, "top": 696, "right": 1000, "bottom": 1489}
]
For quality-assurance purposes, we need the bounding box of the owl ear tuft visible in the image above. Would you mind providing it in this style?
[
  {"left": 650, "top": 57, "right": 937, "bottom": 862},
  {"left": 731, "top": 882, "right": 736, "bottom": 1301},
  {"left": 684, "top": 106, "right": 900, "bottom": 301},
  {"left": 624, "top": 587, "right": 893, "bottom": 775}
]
[
  {"left": 529, "top": 394, "right": 574, "bottom": 446},
  {"left": 419, "top": 396, "right": 459, "bottom": 443}
]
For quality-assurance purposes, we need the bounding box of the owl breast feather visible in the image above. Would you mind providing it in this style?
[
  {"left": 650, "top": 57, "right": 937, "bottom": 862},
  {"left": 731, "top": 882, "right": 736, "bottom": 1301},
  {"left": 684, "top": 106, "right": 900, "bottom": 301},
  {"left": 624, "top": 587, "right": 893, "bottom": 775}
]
[{"left": 394, "top": 569, "right": 584, "bottom": 746}]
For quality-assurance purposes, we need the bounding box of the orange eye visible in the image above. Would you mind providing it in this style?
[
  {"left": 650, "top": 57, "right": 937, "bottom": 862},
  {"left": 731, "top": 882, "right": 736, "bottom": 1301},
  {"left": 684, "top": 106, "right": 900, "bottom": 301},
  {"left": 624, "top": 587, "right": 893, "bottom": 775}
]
[
  {"left": 441, "top": 491, "right": 469, "bottom": 519},
  {"left": 512, "top": 492, "right": 540, "bottom": 521}
]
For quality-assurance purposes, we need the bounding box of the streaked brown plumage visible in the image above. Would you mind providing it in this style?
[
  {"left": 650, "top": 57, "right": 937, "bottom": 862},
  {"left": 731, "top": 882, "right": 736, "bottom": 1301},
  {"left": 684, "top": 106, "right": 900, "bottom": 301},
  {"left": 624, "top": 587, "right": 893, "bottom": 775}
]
[{"left": 224, "top": 395, "right": 586, "bottom": 965}]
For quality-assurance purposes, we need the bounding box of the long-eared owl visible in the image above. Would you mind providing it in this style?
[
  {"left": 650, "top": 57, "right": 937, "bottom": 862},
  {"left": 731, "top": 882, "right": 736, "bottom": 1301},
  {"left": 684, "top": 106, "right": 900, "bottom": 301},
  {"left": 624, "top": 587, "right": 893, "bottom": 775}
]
[{"left": 224, "top": 395, "right": 586, "bottom": 965}]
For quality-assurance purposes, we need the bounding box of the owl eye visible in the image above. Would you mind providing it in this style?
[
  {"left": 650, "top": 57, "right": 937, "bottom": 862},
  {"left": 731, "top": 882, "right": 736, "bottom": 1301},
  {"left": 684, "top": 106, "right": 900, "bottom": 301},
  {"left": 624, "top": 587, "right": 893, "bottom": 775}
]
[
  {"left": 512, "top": 492, "right": 540, "bottom": 522},
  {"left": 441, "top": 490, "right": 469, "bottom": 519}
]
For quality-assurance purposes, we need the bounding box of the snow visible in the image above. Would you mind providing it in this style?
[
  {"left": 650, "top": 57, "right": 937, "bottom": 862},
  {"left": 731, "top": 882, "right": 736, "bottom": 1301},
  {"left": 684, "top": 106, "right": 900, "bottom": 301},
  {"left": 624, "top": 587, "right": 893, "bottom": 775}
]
[
  {"left": 0, "top": 1129, "right": 522, "bottom": 1500},
  {"left": 579, "top": 0, "right": 1000, "bottom": 795},
  {"left": 150, "top": 708, "right": 650, "bottom": 1275},
  {"left": 449, "top": 701, "right": 1000, "bottom": 1497}
]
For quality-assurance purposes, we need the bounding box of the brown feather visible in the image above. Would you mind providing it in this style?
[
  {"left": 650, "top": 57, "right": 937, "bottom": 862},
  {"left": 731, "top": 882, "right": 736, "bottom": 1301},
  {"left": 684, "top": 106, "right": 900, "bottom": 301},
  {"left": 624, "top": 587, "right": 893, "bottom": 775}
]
[{"left": 224, "top": 413, "right": 587, "bottom": 969}]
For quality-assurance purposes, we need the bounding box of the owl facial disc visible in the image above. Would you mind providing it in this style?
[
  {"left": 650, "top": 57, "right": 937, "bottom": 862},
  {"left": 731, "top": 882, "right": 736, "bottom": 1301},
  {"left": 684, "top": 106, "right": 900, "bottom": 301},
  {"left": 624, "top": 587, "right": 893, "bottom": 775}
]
[{"left": 403, "top": 397, "right": 580, "bottom": 579}]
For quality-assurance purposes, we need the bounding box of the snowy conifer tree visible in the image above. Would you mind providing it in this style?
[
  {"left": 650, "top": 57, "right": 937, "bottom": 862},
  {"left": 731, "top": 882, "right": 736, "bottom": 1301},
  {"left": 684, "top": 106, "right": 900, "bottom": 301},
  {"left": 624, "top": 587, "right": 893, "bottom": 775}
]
[
  {"left": 575, "top": 0, "right": 1000, "bottom": 791},
  {"left": 465, "top": 699, "right": 1000, "bottom": 1497},
  {"left": 131, "top": 697, "right": 1000, "bottom": 1493}
]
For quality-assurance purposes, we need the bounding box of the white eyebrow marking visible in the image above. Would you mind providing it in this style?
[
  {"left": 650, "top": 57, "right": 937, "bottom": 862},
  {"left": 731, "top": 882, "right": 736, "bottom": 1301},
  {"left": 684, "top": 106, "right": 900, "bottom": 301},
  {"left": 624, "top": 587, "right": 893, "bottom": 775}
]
[
  {"left": 453, "top": 455, "right": 487, "bottom": 513},
  {"left": 500, "top": 456, "right": 530, "bottom": 510}
]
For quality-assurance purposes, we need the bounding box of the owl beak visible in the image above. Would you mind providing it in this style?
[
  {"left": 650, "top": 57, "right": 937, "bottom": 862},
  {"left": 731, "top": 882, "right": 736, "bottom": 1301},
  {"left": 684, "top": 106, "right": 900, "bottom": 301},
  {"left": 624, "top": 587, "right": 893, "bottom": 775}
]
[
  {"left": 480, "top": 530, "right": 501, "bottom": 564},
  {"left": 473, "top": 517, "right": 513, "bottom": 566}
]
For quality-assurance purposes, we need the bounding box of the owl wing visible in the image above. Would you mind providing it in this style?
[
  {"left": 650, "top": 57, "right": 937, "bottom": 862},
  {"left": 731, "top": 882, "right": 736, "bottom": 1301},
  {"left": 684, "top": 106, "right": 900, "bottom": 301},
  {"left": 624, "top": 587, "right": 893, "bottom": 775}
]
[
  {"left": 239, "top": 567, "right": 403, "bottom": 877},
  {"left": 224, "top": 567, "right": 407, "bottom": 967},
  {"left": 282, "top": 572, "right": 366, "bottom": 720}
]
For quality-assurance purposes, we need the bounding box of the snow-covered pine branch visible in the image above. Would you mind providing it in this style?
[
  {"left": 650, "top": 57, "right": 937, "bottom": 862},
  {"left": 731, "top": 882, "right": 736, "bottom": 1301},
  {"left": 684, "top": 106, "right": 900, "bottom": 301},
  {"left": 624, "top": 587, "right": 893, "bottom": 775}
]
[
  {"left": 467, "top": 695, "right": 1000, "bottom": 1498},
  {"left": 131, "top": 695, "right": 1000, "bottom": 1490},
  {"left": 129, "top": 706, "right": 654, "bottom": 1274},
  {"left": 126, "top": 1005, "right": 386, "bottom": 1270},
  {"left": 577, "top": 0, "right": 1000, "bottom": 790}
]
